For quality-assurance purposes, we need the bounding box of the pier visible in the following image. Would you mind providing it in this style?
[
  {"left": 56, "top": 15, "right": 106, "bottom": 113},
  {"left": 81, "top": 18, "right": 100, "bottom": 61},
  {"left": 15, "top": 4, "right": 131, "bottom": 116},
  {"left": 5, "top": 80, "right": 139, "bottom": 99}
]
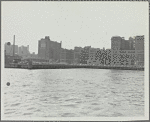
[{"left": 5, "top": 62, "right": 144, "bottom": 71}]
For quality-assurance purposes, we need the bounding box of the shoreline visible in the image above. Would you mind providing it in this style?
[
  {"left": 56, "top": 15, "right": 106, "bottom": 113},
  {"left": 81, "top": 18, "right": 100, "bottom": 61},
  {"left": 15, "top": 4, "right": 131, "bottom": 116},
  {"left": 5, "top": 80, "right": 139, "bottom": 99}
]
[{"left": 5, "top": 64, "right": 144, "bottom": 71}]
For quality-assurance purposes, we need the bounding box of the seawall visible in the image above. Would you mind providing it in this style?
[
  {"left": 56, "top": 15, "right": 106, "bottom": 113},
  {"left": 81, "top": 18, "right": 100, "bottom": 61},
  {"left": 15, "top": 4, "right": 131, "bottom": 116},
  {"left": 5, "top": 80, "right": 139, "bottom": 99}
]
[{"left": 5, "top": 64, "right": 144, "bottom": 71}]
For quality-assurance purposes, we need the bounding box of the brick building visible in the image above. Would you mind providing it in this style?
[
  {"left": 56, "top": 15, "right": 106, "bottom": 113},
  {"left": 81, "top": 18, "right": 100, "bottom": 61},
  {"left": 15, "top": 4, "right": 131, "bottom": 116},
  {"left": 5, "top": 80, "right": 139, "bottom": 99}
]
[
  {"left": 128, "top": 37, "right": 135, "bottom": 50},
  {"left": 135, "top": 35, "right": 144, "bottom": 50},
  {"left": 87, "top": 48, "right": 112, "bottom": 65},
  {"left": 80, "top": 46, "right": 91, "bottom": 64},
  {"left": 111, "top": 50, "right": 136, "bottom": 66},
  {"left": 60, "top": 48, "right": 74, "bottom": 64},
  {"left": 110, "top": 35, "right": 144, "bottom": 66},
  {"left": 38, "top": 36, "right": 61, "bottom": 62},
  {"left": 74, "top": 47, "right": 83, "bottom": 64},
  {"left": 134, "top": 35, "right": 144, "bottom": 66},
  {"left": 5, "top": 42, "right": 19, "bottom": 56},
  {"left": 18, "top": 45, "right": 30, "bottom": 57},
  {"left": 111, "top": 36, "right": 122, "bottom": 50}
]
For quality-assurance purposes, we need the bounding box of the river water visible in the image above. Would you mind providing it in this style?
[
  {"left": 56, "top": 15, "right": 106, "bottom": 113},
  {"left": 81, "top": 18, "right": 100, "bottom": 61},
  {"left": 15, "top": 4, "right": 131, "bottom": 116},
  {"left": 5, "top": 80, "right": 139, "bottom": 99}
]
[{"left": 2, "top": 68, "right": 144, "bottom": 118}]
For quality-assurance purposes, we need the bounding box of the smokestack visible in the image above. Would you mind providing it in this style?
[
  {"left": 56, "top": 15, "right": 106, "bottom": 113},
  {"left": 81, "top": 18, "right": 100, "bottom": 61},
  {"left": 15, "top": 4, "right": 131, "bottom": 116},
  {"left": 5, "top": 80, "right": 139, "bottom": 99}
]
[{"left": 13, "top": 35, "right": 15, "bottom": 56}]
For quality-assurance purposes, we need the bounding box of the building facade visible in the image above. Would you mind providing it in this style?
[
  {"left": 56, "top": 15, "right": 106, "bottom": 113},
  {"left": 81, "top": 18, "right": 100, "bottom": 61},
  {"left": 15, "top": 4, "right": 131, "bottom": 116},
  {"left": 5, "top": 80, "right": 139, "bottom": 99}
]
[
  {"left": 5, "top": 42, "right": 18, "bottom": 56},
  {"left": 135, "top": 35, "right": 144, "bottom": 50},
  {"left": 18, "top": 45, "right": 30, "bottom": 57},
  {"left": 110, "top": 35, "right": 144, "bottom": 66},
  {"left": 134, "top": 35, "right": 144, "bottom": 66},
  {"left": 38, "top": 36, "right": 61, "bottom": 62},
  {"left": 87, "top": 48, "right": 112, "bottom": 65},
  {"left": 80, "top": 46, "right": 91, "bottom": 64},
  {"left": 111, "top": 36, "right": 122, "bottom": 50},
  {"left": 111, "top": 36, "right": 136, "bottom": 50},
  {"left": 111, "top": 50, "right": 136, "bottom": 66},
  {"left": 60, "top": 48, "right": 74, "bottom": 64},
  {"left": 87, "top": 48, "right": 100, "bottom": 65},
  {"left": 74, "top": 47, "right": 83, "bottom": 64},
  {"left": 128, "top": 37, "right": 135, "bottom": 50}
]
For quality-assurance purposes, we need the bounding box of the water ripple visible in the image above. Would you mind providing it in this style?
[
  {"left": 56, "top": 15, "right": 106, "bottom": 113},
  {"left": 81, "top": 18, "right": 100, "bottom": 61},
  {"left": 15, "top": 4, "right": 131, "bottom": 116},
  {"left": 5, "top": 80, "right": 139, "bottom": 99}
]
[{"left": 3, "top": 69, "right": 144, "bottom": 117}]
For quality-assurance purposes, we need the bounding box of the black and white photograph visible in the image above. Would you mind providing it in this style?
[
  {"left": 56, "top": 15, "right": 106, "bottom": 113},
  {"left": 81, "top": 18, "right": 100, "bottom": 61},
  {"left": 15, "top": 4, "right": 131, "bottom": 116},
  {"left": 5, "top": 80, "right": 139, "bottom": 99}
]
[{"left": 1, "top": 1, "right": 149, "bottom": 121}]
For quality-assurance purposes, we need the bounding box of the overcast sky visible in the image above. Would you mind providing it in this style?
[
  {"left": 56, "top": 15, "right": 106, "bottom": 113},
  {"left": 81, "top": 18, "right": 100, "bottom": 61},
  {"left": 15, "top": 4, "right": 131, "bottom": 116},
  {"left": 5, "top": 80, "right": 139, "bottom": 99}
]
[{"left": 2, "top": 1, "right": 149, "bottom": 53}]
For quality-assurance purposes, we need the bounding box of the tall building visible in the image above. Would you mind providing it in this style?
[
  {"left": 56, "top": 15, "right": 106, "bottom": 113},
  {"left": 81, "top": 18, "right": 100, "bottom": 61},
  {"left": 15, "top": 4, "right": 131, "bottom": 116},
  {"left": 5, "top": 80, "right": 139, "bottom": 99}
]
[
  {"left": 38, "top": 36, "right": 61, "bottom": 61},
  {"left": 110, "top": 35, "right": 144, "bottom": 66},
  {"left": 135, "top": 35, "right": 144, "bottom": 50},
  {"left": 74, "top": 47, "right": 83, "bottom": 64},
  {"left": 128, "top": 37, "right": 135, "bottom": 50},
  {"left": 5, "top": 42, "right": 18, "bottom": 56},
  {"left": 111, "top": 36, "right": 122, "bottom": 50},
  {"left": 80, "top": 46, "right": 91, "bottom": 64},
  {"left": 87, "top": 48, "right": 100, "bottom": 65},
  {"left": 38, "top": 36, "right": 50, "bottom": 60},
  {"left": 120, "top": 39, "right": 130, "bottom": 50},
  {"left": 111, "top": 36, "right": 133, "bottom": 50},
  {"left": 134, "top": 35, "right": 144, "bottom": 66}
]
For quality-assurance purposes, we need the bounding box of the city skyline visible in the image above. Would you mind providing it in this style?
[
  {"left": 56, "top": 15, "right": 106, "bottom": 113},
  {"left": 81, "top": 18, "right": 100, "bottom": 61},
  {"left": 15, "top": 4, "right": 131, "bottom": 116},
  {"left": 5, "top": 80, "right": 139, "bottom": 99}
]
[
  {"left": 4, "top": 34, "right": 145, "bottom": 67},
  {"left": 4, "top": 34, "right": 145, "bottom": 56},
  {"left": 2, "top": 1, "right": 148, "bottom": 53}
]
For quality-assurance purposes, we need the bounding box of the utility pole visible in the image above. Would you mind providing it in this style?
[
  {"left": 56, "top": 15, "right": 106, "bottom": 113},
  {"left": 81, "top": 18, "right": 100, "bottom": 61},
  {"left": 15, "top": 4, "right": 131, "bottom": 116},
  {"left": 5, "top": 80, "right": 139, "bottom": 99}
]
[{"left": 13, "top": 35, "right": 15, "bottom": 57}]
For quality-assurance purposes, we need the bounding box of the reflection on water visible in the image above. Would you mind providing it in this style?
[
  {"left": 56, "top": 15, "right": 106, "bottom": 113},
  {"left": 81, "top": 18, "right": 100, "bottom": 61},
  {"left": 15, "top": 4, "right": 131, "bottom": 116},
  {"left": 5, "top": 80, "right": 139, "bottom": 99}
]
[{"left": 2, "top": 69, "right": 144, "bottom": 117}]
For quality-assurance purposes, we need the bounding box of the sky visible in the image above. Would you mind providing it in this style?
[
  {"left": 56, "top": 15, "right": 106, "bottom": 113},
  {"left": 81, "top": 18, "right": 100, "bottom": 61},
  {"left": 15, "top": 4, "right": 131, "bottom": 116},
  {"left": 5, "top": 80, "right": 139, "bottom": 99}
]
[{"left": 2, "top": 1, "right": 149, "bottom": 54}]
